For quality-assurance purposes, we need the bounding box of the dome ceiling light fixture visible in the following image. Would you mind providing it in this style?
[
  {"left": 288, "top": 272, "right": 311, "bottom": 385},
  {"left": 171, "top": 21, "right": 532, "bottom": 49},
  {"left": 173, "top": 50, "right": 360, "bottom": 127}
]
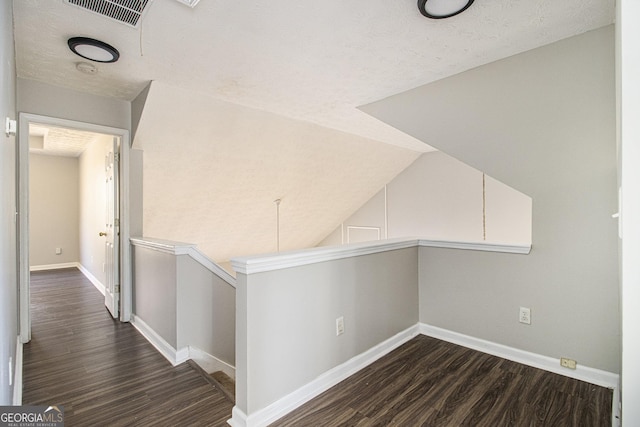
[
  {"left": 417, "top": 0, "right": 475, "bottom": 19},
  {"left": 67, "top": 37, "right": 120, "bottom": 63}
]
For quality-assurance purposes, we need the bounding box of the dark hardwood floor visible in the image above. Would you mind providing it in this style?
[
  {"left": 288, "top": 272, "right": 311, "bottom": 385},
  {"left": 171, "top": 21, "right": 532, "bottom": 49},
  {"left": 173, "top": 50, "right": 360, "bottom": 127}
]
[
  {"left": 23, "top": 268, "right": 233, "bottom": 426},
  {"left": 271, "top": 335, "right": 613, "bottom": 427},
  {"left": 24, "top": 268, "right": 613, "bottom": 426}
]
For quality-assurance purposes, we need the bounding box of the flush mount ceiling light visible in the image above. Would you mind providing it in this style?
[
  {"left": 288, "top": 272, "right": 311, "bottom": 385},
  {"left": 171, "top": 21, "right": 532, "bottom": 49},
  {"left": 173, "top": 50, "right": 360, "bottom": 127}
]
[
  {"left": 418, "top": 0, "right": 475, "bottom": 19},
  {"left": 68, "top": 37, "right": 120, "bottom": 63}
]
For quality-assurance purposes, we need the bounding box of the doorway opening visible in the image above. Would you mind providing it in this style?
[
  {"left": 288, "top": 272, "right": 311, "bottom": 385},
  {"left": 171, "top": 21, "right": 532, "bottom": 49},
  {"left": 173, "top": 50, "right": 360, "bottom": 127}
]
[{"left": 18, "top": 113, "right": 131, "bottom": 343}]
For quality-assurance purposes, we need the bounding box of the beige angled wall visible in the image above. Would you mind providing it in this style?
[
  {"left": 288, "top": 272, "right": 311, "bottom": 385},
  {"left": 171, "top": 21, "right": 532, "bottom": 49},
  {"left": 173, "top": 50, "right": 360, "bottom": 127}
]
[
  {"left": 133, "top": 81, "right": 420, "bottom": 264},
  {"left": 321, "top": 151, "right": 531, "bottom": 246},
  {"left": 29, "top": 153, "right": 80, "bottom": 266},
  {"left": 79, "top": 134, "right": 112, "bottom": 284},
  {"left": 387, "top": 152, "right": 483, "bottom": 241}
]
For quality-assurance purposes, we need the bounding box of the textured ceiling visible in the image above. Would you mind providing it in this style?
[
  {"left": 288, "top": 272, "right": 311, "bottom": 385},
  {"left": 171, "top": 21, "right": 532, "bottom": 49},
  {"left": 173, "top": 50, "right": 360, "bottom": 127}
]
[
  {"left": 12, "top": 0, "right": 614, "bottom": 152},
  {"left": 29, "top": 124, "right": 106, "bottom": 157},
  {"left": 135, "top": 81, "right": 420, "bottom": 262}
]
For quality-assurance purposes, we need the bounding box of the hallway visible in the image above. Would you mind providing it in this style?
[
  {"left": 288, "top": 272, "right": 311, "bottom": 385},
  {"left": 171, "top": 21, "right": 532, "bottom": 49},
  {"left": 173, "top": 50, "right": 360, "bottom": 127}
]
[{"left": 22, "top": 268, "right": 233, "bottom": 426}]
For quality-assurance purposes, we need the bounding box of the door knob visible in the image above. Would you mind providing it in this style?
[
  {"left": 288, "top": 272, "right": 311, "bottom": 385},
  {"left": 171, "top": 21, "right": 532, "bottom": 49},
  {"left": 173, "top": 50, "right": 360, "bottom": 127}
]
[{"left": 99, "top": 232, "right": 107, "bottom": 236}]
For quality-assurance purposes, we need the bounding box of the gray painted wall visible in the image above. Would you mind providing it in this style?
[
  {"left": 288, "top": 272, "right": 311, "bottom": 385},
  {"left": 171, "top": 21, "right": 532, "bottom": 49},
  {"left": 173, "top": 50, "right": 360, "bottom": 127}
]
[
  {"left": 236, "top": 247, "right": 419, "bottom": 413},
  {"left": 29, "top": 154, "right": 80, "bottom": 266},
  {"left": 133, "top": 247, "right": 178, "bottom": 347},
  {"left": 17, "top": 78, "right": 131, "bottom": 131},
  {"left": 177, "top": 256, "right": 235, "bottom": 366},
  {"left": 363, "top": 27, "right": 619, "bottom": 373},
  {"left": 0, "top": 0, "right": 17, "bottom": 405},
  {"left": 132, "top": 244, "right": 236, "bottom": 366}
]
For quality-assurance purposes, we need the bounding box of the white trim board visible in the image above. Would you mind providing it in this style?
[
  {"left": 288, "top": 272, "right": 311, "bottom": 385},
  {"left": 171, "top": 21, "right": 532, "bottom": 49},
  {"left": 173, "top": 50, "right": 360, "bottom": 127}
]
[
  {"left": 130, "top": 316, "right": 235, "bottom": 380},
  {"left": 420, "top": 324, "right": 620, "bottom": 427},
  {"left": 131, "top": 237, "right": 237, "bottom": 287},
  {"left": 30, "top": 262, "right": 78, "bottom": 271},
  {"left": 188, "top": 346, "right": 235, "bottom": 380},
  {"left": 419, "top": 324, "right": 619, "bottom": 389},
  {"left": 131, "top": 314, "right": 182, "bottom": 366},
  {"left": 78, "top": 263, "right": 106, "bottom": 296},
  {"left": 29, "top": 262, "right": 107, "bottom": 296},
  {"left": 232, "top": 323, "right": 619, "bottom": 427},
  {"left": 229, "top": 325, "right": 420, "bottom": 427},
  {"left": 13, "top": 338, "right": 23, "bottom": 405},
  {"left": 231, "top": 238, "right": 531, "bottom": 275}
]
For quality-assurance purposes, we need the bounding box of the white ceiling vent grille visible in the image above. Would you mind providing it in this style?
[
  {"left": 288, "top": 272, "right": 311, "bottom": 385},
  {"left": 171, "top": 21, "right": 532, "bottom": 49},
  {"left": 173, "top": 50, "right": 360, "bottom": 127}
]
[{"left": 65, "top": 0, "right": 153, "bottom": 28}]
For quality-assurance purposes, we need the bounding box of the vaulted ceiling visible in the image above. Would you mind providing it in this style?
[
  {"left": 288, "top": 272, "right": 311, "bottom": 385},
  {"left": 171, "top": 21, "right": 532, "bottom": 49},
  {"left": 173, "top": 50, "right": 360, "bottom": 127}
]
[{"left": 12, "top": 0, "right": 615, "bottom": 261}]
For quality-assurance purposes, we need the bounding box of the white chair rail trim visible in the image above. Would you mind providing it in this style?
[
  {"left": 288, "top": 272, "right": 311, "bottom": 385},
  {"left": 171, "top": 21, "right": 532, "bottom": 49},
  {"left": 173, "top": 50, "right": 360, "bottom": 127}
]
[
  {"left": 130, "top": 237, "right": 236, "bottom": 287},
  {"left": 231, "top": 238, "right": 531, "bottom": 275}
]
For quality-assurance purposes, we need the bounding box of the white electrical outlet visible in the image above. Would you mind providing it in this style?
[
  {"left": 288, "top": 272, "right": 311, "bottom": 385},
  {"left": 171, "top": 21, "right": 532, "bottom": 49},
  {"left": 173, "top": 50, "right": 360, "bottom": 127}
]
[
  {"left": 336, "top": 316, "right": 344, "bottom": 336},
  {"left": 519, "top": 307, "right": 531, "bottom": 325},
  {"left": 55, "top": 247, "right": 62, "bottom": 255},
  {"left": 560, "top": 357, "right": 577, "bottom": 369}
]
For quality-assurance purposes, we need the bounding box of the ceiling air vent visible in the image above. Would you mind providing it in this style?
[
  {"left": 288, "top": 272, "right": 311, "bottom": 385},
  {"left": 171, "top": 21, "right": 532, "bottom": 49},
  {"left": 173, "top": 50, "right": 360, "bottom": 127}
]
[{"left": 64, "top": 0, "right": 153, "bottom": 28}]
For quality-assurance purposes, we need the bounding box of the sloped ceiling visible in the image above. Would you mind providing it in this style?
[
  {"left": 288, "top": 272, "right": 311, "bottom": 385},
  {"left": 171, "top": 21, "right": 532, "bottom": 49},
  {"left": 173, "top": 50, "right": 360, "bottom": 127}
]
[
  {"left": 11, "top": 0, "right": 615, "bottom": 261},
  {"left": 12, "top": 0, "right": 614, "bottom": 152},
  {"left": 134, "top": 81, "right": 419, "bottom": 261},
  {"left": 360, "top": 26, "right": 616, "bottom": 195}
]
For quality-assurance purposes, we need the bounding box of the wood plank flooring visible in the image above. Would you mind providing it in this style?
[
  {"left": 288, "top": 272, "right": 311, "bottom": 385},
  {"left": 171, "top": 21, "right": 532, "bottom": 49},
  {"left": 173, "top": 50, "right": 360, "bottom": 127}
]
[
  {"left": 23, "top": 268, "right": 233, "bottom": 426},
  {"left": 271, "top": 335, "right": 613, "bottom": 426},
  {"left": 23, "top": 268, "right": 613, "bottom": 426}
]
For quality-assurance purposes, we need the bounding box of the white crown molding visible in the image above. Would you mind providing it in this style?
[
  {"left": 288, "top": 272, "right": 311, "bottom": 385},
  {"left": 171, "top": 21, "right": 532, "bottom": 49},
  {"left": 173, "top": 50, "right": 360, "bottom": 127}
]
[
  {"left": 131, "top": 237, "right": 236, "bottom": 287},
  {"left": 231, "top": 238, "right": 532, "bottom": 275}
]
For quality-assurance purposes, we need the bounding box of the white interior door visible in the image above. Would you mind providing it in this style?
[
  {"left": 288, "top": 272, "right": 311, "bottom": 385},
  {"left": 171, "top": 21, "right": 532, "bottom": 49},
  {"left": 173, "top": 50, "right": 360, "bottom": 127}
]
[{"left": 103, "top": 137, "right": 120, "bottom": 318}]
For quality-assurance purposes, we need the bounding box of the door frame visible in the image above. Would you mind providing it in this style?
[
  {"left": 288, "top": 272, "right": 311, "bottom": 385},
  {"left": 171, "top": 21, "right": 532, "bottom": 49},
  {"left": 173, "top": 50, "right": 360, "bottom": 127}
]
[{"left": 18, "top": 113, "right": 132, "bottom": 343}]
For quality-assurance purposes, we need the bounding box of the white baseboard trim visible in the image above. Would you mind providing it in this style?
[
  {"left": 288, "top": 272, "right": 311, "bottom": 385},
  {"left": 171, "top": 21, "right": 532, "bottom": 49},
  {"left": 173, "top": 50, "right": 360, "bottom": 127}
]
[
  {"left": 228, "top": 407, "right": 248, "bottom": 427},
  {"left": 188, "top": 346, "right": 236, "bottom": 380},
  {"left": 420, "top": 324, "right": 620, "bottom": 427},
  {"left": 419, "top": 323, "right": 619, "bottom": 389},
  {"left": 131, "top": 314, "right": 180, "bottom": 366},
  {"left": 231, "top": 324, "right": 420, "bottom": 427},
  {"left": 612, "top": 378, "right": 621, "bottom": 427},
  {"left": 77, "top": 264, "right": 106, "bottom": 296},
  {"left": 13, "top": 338, "right": 23, "bottom": 405},
  {"left": 30, "top": 262, "right": 78, "bottom": 272}
]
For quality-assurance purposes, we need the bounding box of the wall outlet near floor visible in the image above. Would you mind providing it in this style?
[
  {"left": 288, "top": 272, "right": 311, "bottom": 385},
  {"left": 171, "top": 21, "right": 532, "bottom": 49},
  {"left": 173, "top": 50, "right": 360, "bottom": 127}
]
[
  {"left": 55, "top": 247, "right": 62, "bottom": 255},
  {"left": 519, "top": 307, "right": 531, "bottom": 325},
  {"left": 336, "top": 316, "right": 344, "bottom": 336},
  {"left": 560, "top": 357, "right": 577, "bottom": 370}
]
